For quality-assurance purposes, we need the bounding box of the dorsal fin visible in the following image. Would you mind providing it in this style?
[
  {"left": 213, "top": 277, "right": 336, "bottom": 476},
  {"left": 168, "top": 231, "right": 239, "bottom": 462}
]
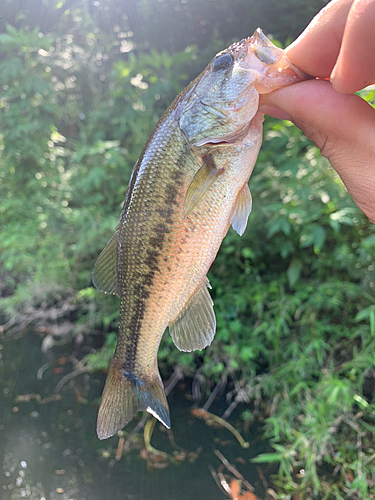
[
  {"left": 92, "top": 231, "right": 119, "bottom": 295},
  {"left": 169, "top": 280, "right": 216, "bottom": 352},
  {"left": 230, "top": 183, "right": 252, "bottom": 236},
  {"left": 183, "top": 157, "right": 223, "bottom": 219}
]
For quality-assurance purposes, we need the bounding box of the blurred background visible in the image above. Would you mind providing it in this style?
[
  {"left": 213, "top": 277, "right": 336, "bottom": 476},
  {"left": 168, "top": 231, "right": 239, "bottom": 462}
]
[{"left": 1, "top": 0, "right": 375, "bottom": 498}]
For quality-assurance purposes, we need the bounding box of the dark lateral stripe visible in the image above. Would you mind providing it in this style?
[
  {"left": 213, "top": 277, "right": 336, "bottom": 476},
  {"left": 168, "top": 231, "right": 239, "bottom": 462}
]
[{"left": 122, "top": 150, "right": 186, "bottom": 375}]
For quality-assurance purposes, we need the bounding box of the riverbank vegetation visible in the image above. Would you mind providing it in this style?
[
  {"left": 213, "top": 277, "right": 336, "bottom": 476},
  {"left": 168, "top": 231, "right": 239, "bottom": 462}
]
[{"left": 1, "top": 1, "right": 375, "bottom": 498}]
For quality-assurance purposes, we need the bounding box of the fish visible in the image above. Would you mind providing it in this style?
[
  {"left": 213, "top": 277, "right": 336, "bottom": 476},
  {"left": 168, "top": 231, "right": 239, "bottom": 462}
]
[{"left": 93, "top": 28, "right": 310, "bottom": 440}]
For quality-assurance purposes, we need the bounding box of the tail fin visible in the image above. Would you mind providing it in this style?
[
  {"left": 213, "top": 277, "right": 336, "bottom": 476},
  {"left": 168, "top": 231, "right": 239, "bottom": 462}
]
[{"left": 96, "top": 362, "right": 170, "bottom": 440}]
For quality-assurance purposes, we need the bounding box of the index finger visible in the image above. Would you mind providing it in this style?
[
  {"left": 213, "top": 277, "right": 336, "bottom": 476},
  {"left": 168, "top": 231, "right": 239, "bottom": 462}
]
[
  {"left": 285, "top": 0, "right": 353, "bottom": 78},
  {"left": 331, "top": 0, "right": 375, "bottom": 93}
]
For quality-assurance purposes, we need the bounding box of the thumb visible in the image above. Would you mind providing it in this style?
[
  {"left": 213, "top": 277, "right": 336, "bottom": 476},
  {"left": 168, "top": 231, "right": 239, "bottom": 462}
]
[{"left": 259, "top": 80, "right": 375, "bottom": 224}]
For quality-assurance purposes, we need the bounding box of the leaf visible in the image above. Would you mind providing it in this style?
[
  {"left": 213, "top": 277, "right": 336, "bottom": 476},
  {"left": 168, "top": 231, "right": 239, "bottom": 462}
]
[
  {"left": 287, "top": 259, "right": 302, "bottom": 287},
  {"left": 279, "top": 240, "right": 294, "bottom": 259},
  {"left": 312, "top": 225, "right": 326, "bottom": 252},
  {"left": 328, "top": 217, "right": 340, "bottom": 233},
  {"left": 0, "top": 34, "right": 12, "bottom": 43},
  {"left": 362, "top": 234, "right": 375, "bottom": 249},
  {"left": 300, "top": 225, "right": 325, "bottom": 252},
  {"left": 5, "top": 23, "right": 19, "bottom": 36},
  {"left": 252, "top": 453, "right": 282, "bottom": 463},
  {"left": 240, "top": 347, "right": 254, "bottom": 361},
  {"left": 241, "top": 247, "right": 254, "bottom": 259},
  {"left": 329, "top": 208, "right": 357, "bottom": 226},
  {"left": 355, "top": 306, "right": 375, "bottom": 336},
  {"left": 267, "top": 217, "right": 291, "bottom": 238}
]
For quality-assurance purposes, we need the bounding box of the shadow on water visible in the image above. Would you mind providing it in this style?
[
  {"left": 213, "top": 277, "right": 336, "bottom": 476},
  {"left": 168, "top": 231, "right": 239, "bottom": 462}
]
[{"left": 0, "top": 332, "right": 274, "bottom": 500}]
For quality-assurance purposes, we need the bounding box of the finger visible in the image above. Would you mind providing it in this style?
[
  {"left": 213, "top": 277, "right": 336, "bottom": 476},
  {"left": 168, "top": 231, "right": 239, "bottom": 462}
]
[
  {"left": 331, "top": 0, "right": 375, "bottom": 93},
  {"left": 258, "top": 105, "right": 291, "bottom": 121},
  {"left": 259, "top": 80, "right": 375, "bottom": 223},
  {"left": 285, "top": 0, "right": 353, "bottom": 78}
]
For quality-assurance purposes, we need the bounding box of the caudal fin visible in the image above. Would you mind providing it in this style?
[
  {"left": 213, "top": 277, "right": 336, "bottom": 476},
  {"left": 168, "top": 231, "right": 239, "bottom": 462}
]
[{"left": 96, "top": 362, "right": 170, "bottom": 440}]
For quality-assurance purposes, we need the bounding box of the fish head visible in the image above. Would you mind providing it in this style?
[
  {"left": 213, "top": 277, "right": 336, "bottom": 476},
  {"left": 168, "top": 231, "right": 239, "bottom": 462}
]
[{"left": 179, "top": 28, "right": 311, "bottom": 147}]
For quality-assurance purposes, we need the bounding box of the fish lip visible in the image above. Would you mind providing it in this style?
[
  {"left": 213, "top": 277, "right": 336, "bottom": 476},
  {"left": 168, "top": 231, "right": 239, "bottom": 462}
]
[
  {"left": 250, "top": 27, "right": 274, "bottom": 46},
  {"left": 246, "top": 28, "right": 314, "bottom": 81},
  {"left": 247, "top": 28, "right": 284, "bottom": 65}
]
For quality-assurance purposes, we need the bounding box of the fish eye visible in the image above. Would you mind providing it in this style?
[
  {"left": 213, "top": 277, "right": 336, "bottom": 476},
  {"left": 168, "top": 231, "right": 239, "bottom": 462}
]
[{"left": 211, "top": 53, "right": 234, "bottom": 72}]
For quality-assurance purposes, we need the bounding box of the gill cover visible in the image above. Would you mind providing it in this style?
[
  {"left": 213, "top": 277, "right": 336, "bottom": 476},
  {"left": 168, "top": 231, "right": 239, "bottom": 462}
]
[{"left": 179, "top": 39, "right": 259, "bottom": 146}]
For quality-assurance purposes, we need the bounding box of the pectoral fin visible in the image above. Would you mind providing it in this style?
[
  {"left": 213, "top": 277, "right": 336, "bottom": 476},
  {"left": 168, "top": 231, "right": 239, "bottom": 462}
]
[
  {"left": 169, "top": 280, "right": 216, "bottom": 352},
  {"left": 92, "top": 231, "right": 119, "bottom": 295},
  {"left": 231, "top": 183, "right": 252, "bottom": 236},
  {"left": 183, "top": 157, "right": 223, "bottom": 219}
]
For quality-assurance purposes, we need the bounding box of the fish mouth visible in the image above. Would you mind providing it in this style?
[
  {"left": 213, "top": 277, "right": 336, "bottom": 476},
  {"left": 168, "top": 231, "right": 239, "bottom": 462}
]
[
  {"left": 245, "top": 28, "right": 313, "bottom": 93},
  {"left": 249, "top": 29, "right": 313, "bottom": 80}
]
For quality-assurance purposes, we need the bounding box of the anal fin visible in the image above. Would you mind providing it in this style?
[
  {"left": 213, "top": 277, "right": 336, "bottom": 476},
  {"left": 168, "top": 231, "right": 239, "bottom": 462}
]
[
  {"left": 231, "top": 183, "right": 252, "bottom": 236},
  {"left": 97, "top": 362, "right": 170, "bottom": 440},
  {"left": 92, "top": 230, "right": 119, "bottom": 295},
  {"left": 169, "top": 280, "right": 216, "bottom": 352}
]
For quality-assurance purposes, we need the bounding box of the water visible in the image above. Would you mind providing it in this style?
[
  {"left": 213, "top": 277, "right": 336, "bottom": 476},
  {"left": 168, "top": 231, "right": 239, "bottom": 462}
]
[{"left": 0, "top": 332, "right": 272, "bottom": 500}]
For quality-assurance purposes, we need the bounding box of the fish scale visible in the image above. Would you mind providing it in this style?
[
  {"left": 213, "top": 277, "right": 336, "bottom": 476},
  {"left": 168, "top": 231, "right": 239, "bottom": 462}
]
[{"left": 93, "top": 28, "right": 311, "bottom": 439}]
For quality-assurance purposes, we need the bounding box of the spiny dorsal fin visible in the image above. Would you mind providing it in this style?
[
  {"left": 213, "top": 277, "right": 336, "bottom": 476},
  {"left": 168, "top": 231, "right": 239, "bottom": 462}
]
[
  {"left": 92, "top": 231, "right": 119, "bottom": 295},
  {"left": 183, "top": 157, "right": 223, "bottom": 219},
  {"left": 230, "top": 183, "right": 252, "bottom": 236},
  {"left": 169, "top": 280, "right": 216, "bottom": 352}
]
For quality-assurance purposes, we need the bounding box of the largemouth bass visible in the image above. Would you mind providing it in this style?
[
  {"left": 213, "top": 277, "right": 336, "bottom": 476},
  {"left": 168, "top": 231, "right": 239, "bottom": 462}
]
[{"left": 93, "top": 29, "right": 309, "bottom": 440}]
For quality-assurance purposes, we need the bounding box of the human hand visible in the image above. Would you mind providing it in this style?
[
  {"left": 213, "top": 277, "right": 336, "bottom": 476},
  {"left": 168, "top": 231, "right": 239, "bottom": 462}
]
[{"left": 259, "top": 0, "right": 375, "bottom": 224}]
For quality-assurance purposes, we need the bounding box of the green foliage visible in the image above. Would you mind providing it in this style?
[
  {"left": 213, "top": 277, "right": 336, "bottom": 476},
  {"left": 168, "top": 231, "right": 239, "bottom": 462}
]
[
  {"left": 1, "top": 1, "right": 375, "bottom": 498},
  {"left": 84, "top": 332, "right": 116, "bottom": 371},
  {"left": 0, "top": 19, "right": 198, "bottom": 318}
]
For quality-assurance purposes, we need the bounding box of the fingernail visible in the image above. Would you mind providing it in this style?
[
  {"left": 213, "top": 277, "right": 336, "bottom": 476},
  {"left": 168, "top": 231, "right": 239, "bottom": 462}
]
[
  {"left": 330, "top": 63, "right": 351, "bottom": 93},
  {"left": 258, "top": 104, "right": 292, "bottom": 121},
  {"left": 330, "top": 63, "right": 337, "bottom": 84}
]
